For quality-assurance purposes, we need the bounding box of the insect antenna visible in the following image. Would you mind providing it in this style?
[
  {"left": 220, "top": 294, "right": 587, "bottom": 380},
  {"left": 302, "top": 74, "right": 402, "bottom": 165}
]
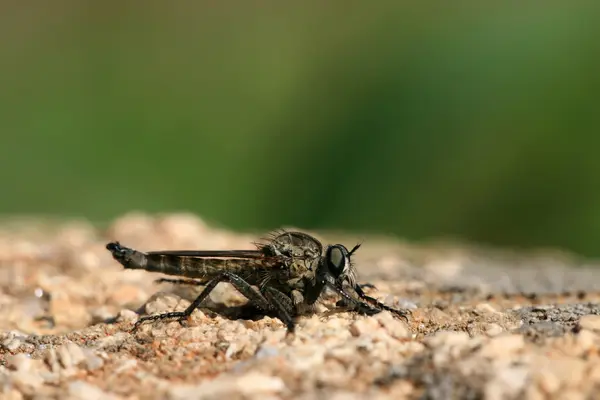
[{"left": 348, "top": 242, "right": 362, "bottom": 256}]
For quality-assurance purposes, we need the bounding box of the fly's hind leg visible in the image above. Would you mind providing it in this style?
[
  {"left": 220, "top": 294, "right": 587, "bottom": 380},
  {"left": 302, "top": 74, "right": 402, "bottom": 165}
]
[
  {"left": 154, "top": 278, "right": 205, "bottom": 286},
  {"left": 262, "top": 287, "right": 296, "bottom": 333},
  {"left": 132, "top": 272, "right": 277, "bottom": 332}
]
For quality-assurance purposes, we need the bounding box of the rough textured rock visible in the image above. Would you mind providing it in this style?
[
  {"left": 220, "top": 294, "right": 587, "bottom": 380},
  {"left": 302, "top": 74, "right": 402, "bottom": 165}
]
[{"left": 1, "top": 212, "right": 600, "bottom": 399}]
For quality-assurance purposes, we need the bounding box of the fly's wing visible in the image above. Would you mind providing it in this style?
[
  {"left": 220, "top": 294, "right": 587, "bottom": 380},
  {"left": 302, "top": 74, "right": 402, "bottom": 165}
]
[
  {"left": 108, "top": 242, "right": 288, "bottom": 283},
  {"left": 142, "top": 249, "right": 285, "bottom": 277},
  {"left": 153, "top": 250, "right": 295, "bottom": 286},
  {"left": 144, "top": 243, "right": 318, "bottom": 288},
  {"left": 144, "top": 249, "right": 287, "bottom": 278},
  {"left": 146, "top": 249, "right": 266, "bottom": 258}
]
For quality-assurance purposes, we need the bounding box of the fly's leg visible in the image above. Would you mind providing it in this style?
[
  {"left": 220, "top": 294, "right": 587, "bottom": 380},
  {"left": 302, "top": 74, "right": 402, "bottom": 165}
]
[
  {"left": 262, "top": 287, "right": 296, "bottom": 333},
  {"left": 327, "top": 282, "right": 381, "bottom": 316},
  {"left": 335, "top": 283, "right": 378, "bottom": 310},
  {"left": 132, "top": 272, "right": 276, "bottom": 332},
  {"left": 353, "top": 284, "right": 411, "bottom": 322},
  {"left": 154, "top": 278, "right": 205, "bottom": 286}
]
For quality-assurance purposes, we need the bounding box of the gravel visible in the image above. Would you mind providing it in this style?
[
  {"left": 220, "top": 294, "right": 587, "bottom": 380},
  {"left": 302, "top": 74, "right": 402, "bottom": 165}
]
[{"left": 1, "top": 212, "right": 600, "bottom": 399}]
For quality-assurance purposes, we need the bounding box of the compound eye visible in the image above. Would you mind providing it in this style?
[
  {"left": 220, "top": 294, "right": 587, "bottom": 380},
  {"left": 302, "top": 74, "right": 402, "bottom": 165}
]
[{"left": 327, "top": 245, "right": 347, "bottom": 275}]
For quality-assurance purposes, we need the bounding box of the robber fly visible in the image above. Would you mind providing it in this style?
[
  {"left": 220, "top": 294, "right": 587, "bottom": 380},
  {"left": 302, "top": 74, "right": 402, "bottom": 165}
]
[{"left": 106, "top": 230, "right": 410, "bottom": 333}]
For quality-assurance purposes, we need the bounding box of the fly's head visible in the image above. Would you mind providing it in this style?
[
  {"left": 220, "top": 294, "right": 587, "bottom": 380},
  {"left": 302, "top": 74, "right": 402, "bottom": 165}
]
[{"left": 320, "top": 242, "right": 360, "bottom": 288}]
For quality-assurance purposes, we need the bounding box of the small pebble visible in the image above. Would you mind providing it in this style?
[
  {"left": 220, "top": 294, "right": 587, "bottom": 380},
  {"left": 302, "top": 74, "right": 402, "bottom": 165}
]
[
  {"left": 114, "top": 358, "right": 138, "bottom": 374},
  {"left": 6, "top": 354, "right": 33, "bottom": 372},
  {"left": 10, "top": 371, "right": 44, "bottom": 394},
  {"left": 286, "top": 345, "right": 325, "bottom": 372},
  {"left": 109, "top": 284, "right": 148, "bottom": 306},
  {"left": 478, "top": 334, "right": 525, "bottom": 359},
  {"left": 117, "top": 308, "right": 139, "bottom": 322},
  {"left": 424, "top": 331, "right": 470, "bottom": 349},
  {"left": 3, "top": 337, "right": 24, "bottom": 352},
  {"left": 484, "top": 323, "right": 504, "bottom": 337},
  {"left": 0, "top": 389, "right": 24, "bottom": 400},
  {"left": 45, "top": 348, "right": 60, "bottom": 373},
  {"left": 94, "top": 332, "right": 129, "bottom": 350},
  {"left": 144, "top": 294, "right": 185, "bottom": 315},
  {"left": 484, "top": 366, "right": 529, "bottom": 400},
  {"left": 82, "top": 349, "right": 104, "bottom": 370},
  {"left": 57, "top": 342, "right": 86, "bottom": 369},
  {"left": 67, "top": 381, "right": 117, "bottom": 400},
  {"left": 1, "top": 331, "right": 29, "bottom": 352},
  {"left": 349, "top": 317, "right": 380, "bottom": 337},
  {"left": 474, "top": 302, "right": 502, "bottom": 315},
  {"left": 575, "top": 329, "right": 597, "bottom": 352},
  {"left": 168, "top": 372, "right": 285, "bottom": 399},
  {"left": 578, "top": 315, "right": 600, "bottom": 331},
  {"left": 374, "top": 311, "right": 411, "bottom": 338}
]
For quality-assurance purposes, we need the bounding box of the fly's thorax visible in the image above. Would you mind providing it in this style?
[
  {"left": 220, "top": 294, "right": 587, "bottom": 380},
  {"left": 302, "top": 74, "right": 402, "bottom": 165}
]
[
  {"left": 286, "top": 257, "right": 317, "bottom": 281},
  {"left": 284, "top": 277, "right": 306, "bottom": 291},
  {"left": 266, "top": 231, "right": 323, "bottom": 259}
]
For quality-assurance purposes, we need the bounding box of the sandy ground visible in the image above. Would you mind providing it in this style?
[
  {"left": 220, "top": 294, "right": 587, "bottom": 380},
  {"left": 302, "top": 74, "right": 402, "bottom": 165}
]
[{"left": 1, "top": 213, "right": 600, "bottom": 399}]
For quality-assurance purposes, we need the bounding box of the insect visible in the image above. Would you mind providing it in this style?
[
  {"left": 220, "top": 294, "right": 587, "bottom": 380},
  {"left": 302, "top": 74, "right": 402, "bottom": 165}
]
[{"left": 106, "top": 230, "right": 410, "bottom": 333}]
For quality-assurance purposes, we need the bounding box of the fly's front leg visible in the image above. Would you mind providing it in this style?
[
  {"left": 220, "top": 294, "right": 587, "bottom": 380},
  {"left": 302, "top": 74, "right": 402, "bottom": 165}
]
[
  {"left": 290, "top": 289, "right": 304, "bottom": 307},
  {"left": 283, "top": 277, "right": 312, "bottom": 315},
  {"left": 132, "top": 272, "right": 274, "bottom": 332},
  {"left": 327, "top": 282, "right": 381, "bottom": 316},
  {"left": 353, "top": 284, "right": 411, "bottom": 322}
]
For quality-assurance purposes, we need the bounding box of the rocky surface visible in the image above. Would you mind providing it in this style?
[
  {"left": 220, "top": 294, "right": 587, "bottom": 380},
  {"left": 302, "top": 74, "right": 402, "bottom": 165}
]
[{"left": 1, "top": 212, "right": 600, "bottom": 399}]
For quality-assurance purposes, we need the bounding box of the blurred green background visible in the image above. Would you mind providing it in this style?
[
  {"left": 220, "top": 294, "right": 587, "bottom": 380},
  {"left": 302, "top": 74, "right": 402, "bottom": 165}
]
[{"left": 1, "top": 2, "right": 600, "bottom": 256}]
